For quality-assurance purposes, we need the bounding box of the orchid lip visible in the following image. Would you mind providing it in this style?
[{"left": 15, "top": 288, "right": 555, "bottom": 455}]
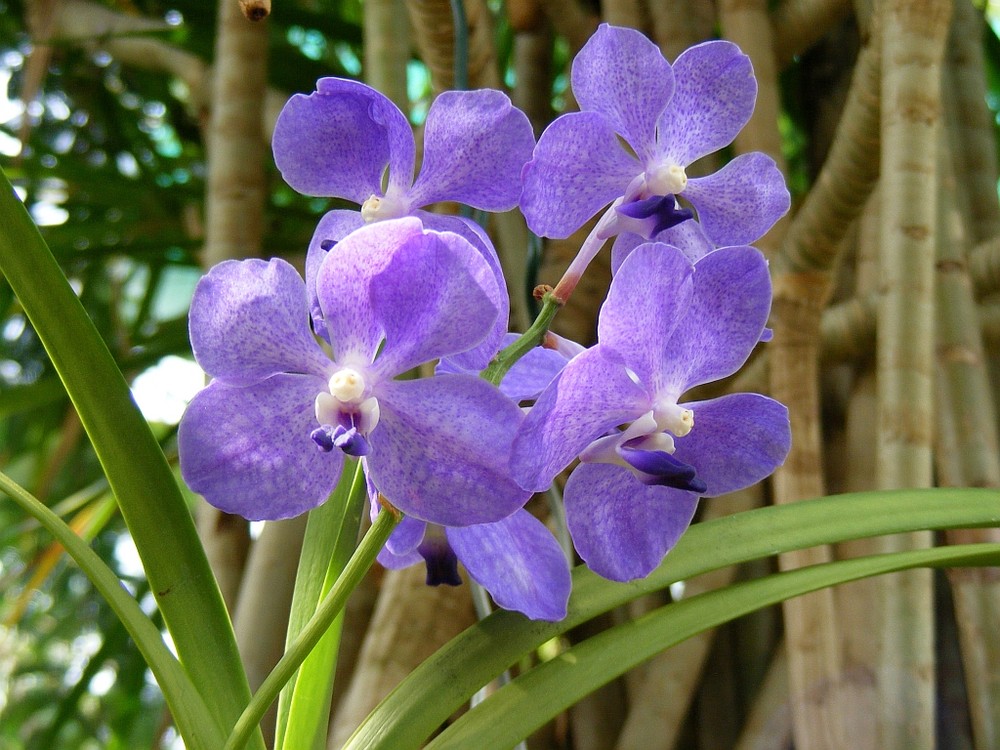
[{"left": 418, "top": 535, "right": 462, "bottom": 586}]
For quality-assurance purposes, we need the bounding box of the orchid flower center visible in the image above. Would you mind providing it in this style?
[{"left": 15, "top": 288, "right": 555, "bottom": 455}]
[
  {"left": 645, "top": 163, "right": 688, "bottom": 196},
  {"left": 311, "top": 366, "right": 380, "bottom": 457},
  {"left": 360, "top": 191, "right": 409, "bottom": 223}
]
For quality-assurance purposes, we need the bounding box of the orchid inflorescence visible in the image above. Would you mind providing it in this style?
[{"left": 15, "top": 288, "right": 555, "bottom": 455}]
[{"left": 178, "top": 24, "right": 792, "bottom": 622}]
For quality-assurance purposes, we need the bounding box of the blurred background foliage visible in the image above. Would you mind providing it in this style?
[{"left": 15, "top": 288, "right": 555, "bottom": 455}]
[{"left": 1, "top": 0, "right": 1000, "bottom": 748}]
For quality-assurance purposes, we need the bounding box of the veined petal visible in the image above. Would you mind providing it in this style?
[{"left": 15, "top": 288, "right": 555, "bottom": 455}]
[
  {"left": 656, "top": 41, "right": 756, "bottom": 166},
  {"left": 315, "top": 217, "right": 424, "bottom": 364},
  {"left": 565, "top": 462, "right": 699, "bottom": 582},
  {"left": 178, "top": 375, "right": 342, "bottom": 521},
  {"left": 378, "top": 515, "right": 427, "bottom": 569},
  {"left": 610, "top": 220, "right": 716, "bottom": 274},
  {"left": 672, "top": 393, "right": 790, "bottom": 497},
  {"left": 407, "top": 89, "right": 535, "bottom": 211},
  {"left": 448, "top": 510, "right": 571, "bottom": 621},
  {"left": 572, "top": 24, "right": 673, "bottom": 161},
  {"left": 305, "top": 209, "right": 366, "bottom": 341},
  {"left": 657, "top": 245, "right": 772, "bottom": 392},
  {"left": 366, "top": 376, "right": 530, "bottom": 526},
  {"left": 273, "top": 78, "right": 414, "bottom": 203},
  {"left": 512, "top": 345, "right": 649, "bottom": 492},
  {"left": 521, "top": 111, "right": 641, "bottom": 238},
  {"left": 190, "top": 258, "right": 331, "bottom": 386},
  {"left": 366, "top": 229, "right": 501, "bottom": 377},
  {"left": 597, "top": 243, "right": 695, "bottom": 386},
  {"left": 684, "top": 153, "right": 790, "bottom": 246}
]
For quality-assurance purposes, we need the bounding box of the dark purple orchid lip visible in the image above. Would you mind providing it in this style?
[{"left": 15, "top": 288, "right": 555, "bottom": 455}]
[
  {"left": 619, "top": 441, "right": 707, "bottom": 494},
  {"left": 418, "top": 536, "right": 463, "bottom": 586}
]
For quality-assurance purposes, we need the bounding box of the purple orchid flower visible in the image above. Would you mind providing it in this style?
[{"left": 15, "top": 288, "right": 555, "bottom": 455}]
[
  {"left": 272, "top": 79, "right": 535, "bottom": 368},
  {"left": 512, "top": 242, "right": 791, "bottom": 582},
  {"left": 520, "top": 24, "right": 789, "bottom": 288},
  {"left": 376, "top": 509, "right": 571, "bottom": 621},
  {"left": 178, "top": 217, "right": 529, "bottom": 526}
]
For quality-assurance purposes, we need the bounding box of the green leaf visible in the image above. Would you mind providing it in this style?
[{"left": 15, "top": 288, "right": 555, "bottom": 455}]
[
  {"left": 0, "top": 167, "right": 263, "bottom": 749},
  {"left": 0, "top": 471, "right": 224, "bottom": 750},
  {"left": 346, "top": 487, "right": 1000, "bottom": 749},
  {"left": 276, "top": 459, "right": 367, "bottom": 750},
  {"left": 428, "top": 542, "right": 1000, "bottom": 749}
]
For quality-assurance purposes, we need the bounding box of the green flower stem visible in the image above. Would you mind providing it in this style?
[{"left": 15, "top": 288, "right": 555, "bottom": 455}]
[
  {"left": 276, "top": 459, "right": 368, "bottom": 750},
  {"left": 481, "top": 291, "right": 562, "bottom": 385},
  {"left": 225, "top": 503, "right": 402, "bottom": 750},
  {"left": 0, "top": 168, "right": 262, "bottom": 748},
  {"left": 0, "top": 471, "right": 224, "bottom": 750}
]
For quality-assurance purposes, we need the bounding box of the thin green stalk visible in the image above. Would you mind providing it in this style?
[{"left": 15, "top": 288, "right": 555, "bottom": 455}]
[
  {"left": 481, "top": 292, "right": 562, "bottom": 385},
  {"left": 0, "top": 167, "right": 261, "bottom": 748},
  {"left": 225, "top": 504, "right": 402, "bottom": 750},
  {"left": 0, "top": 471, "right": 224, "bottom": 750}
]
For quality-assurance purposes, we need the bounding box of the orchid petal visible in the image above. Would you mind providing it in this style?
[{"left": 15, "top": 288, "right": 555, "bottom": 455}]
[
  {"left": 178, "top": 375, "right": 342, "bottom": 521},
  {"left": 273, "top": 78, "right": 414, "bottom": 203},
  {"left": 512, "top": 345, "right": 649, "bottom": 492},
  {"left": 189, "top": 258, "right": 331, "bottom": 386},
  {"left": 305, "top": 209, "right": 365, "bottom": 341},
  {"left": 684, "top": 153, "right": 790, "bottom": 246},
  {"left": 407, "top": 90, "right": 535, "bottom": 211},
  {"left": 521, "top": 111, "right": 641, "bottom": 238},
  {"left": 597, "top": 243, "right": 694, "bottom": 385},
  {"left": 572, "top": 24, "right": 673, "bottom": 160},
  {"left": 448, "top": 510, "right": 571, "bottom": 621},
  {"left": 658, "top": 245, "right": 772, "bottom": 392},
  {"left": 367, "top": 376, "right": 529, "bottom": 526},
  {"left": 672, "top": 393, "right": 790, "bottom": 497},
  {"left": 565, "top": 462, "right": 698, "bottom": 582},
  {"left": 656, "top": 41, "right": 756, "bottom": 166}
]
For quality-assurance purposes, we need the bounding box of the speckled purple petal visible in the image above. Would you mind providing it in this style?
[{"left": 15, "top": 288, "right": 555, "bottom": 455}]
[
  {"left": 655, "top": 41, "right": 756, "bottom": 166},
  {"left": 365, "top": 229, "right": 501, "bottom": 377},
  {"left": 378, "top": 515, "right": 426, "bottom": 569},
  {"left": 672, "top": 393, "right": 790, "bottom": 497},
  {"left": 512, "top": 345, "right": 649, "bottom": 492},
  {"left": 565, "top": 462, "right": 698, "bottom": 582},
  {"left": 610, "top": 220, "right": 715, "bottom": 274},
  {"left": 178, "top": 374, "right": 342, "bottom": 521},
  {"left": 189, "top": 258, "right": 332, "bottom": 386},
  {"left": 657, "top": 245, "right": 772, "bottom": 392},
  {"left": 448, "top": 509, "right": 571, "bottom": 621},
  {"left": 315, "top": 217, "right": 424, "bottom": 364},
  {"left": 414, "top": 211, "right": 509, "bottom": 371},
  {"left": 366, "top": 375, "right": 530, "bottom": 526},
  {"left": 407, "top": 89, "right": 534, "bottom": 211},
  {"left": 521, "top": 111, "right": 641, "bottom": 238},
  {"left": 273, "top": 78, "right": 414, "bottom": 203},
  {"left": 572, "top": 24, "right": 673, "bottom": 161},
  {"left": 597, "top": 243, "right": 694, "bottom": 386},
  {"left": 305, "top": 209, "right": 366, "bottom": 342},
  {"left": 684, "top": 153, "right": 790, "bottom": 246}
]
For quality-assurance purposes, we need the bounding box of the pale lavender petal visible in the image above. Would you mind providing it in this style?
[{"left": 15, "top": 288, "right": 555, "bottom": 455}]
[
  {"left": 273, "top": 78, "right": 414, "bottom": 203},
  {"left": 437, "top": 334, "right": 568, "bottom": 401},
  {"left": 597, "top": 243, "right": 694, "bottom": 385},
  {"left": 672, "top": 393, "right": 790, "bottom": 497},
  {"left": 609, "top": 220, "right": 715, "bottom": 274},
  {"left": 565, "top": 462, "right": 699, "bottom": 582},
  {"left": 521, "top": 111, "right": 641, "bottom": 238},
  {"left": 305, "top": 209, "right": 365, "bottom": 341},
  {"left": 376, "top": 544, "right": 424, "bottom": 570},
  {"left": 512, "top": 345, "right": 649, "bottom": 492},
  {"left": 572, "top": 24, "right": 673, "bottom": 161},
  {"left": 379, "top": 515, "right": 427, "bottom": 569},
  {"left": 366, "top": 229, "right": 501, "bottom": 377},
  {"left": 656, "top": 41, "right": 756, "bottom": 166},
  {"left": 657, "top": 245, "right": 772, "bottom": 392},
  {"left": 190, "top": 258, "right": 331, "bottom": 386},
  {"left": 407, "top": 89, "right": 535, "bottom": 211},
  {"left": 684, "top": 153, "right": 790, "bottom": 246},
  {"left": 367, "top": 376, "right": 530, "bottom": 526},
  {"left": 448, "top": 510, "right": 571, "bottom": 621},
  {"left": 315, "top": 217, "right": 425, "bottom": 364},
  {"left": 414, "top": 211, "right": 509, "bottom": 371},
  {"left": 178, "top": 374, "right": 342, "bottom": 521}
]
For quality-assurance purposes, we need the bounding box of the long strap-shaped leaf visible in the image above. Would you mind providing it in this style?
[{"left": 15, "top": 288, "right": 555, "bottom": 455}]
[
  {"left": 428, "top": 542, "right": 1000, "bottom": 749},
  {"left": 0, "top": 169, "right": 263, "bottom": 749},
  {"left": 0, "top": 471, "right": 223, "bottom": 750},
  {"left": 345, "top": 487, "right": 1000, "bottom": 749}
]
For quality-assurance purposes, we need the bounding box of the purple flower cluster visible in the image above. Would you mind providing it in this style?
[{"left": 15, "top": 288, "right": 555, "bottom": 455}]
[{"left": 178, "top": 24, "right": 791, "bottom": 621}]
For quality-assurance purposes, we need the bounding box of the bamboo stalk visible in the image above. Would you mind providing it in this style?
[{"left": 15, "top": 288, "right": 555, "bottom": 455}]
[
  {"left": 647, "top": 0, "right": 714, "bottom": 60},
  {"left": 733, "top": 644, "right": 793, "bottom": 750},
  {"left": 875, "top": 2, "right": 952, "bottom": 746},
  {"left": 772, "top": 0, "right": 852, "bottom": 69}
]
